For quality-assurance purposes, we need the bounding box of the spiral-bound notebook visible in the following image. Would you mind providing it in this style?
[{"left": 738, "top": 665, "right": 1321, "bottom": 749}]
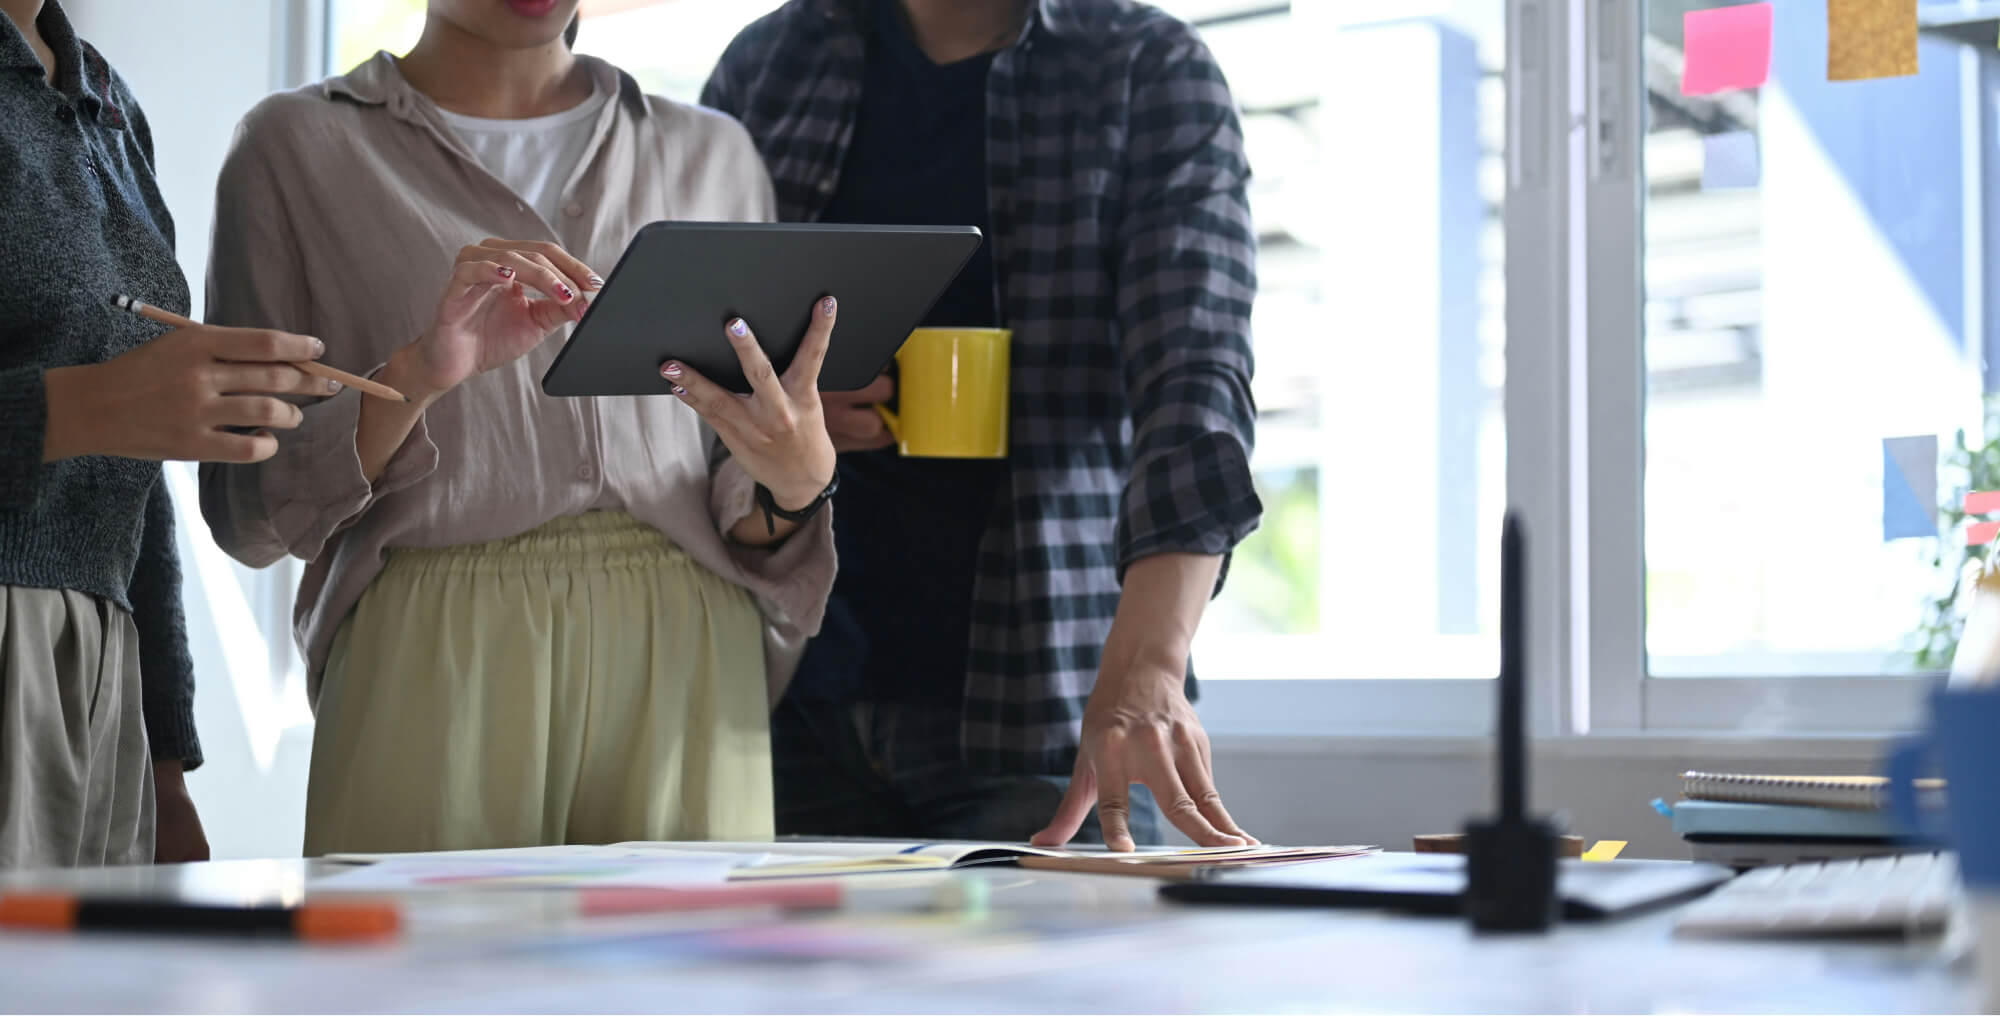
[{"left": 1680, "top": 771, "right": 1944, "bottom": 811}]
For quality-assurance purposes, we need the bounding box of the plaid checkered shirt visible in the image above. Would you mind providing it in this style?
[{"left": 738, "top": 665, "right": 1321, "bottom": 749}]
[{"left": 703, "top": 0, "right": 1261, "bottom": 774}]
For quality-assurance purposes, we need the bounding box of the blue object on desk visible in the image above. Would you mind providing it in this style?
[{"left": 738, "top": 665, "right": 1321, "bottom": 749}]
[
  {"left": 1888, "top": 685, "right": 2000, "bottom": 888},
  {"left": 1668, "top": 800, "right": 1908, "bottom": 840}
]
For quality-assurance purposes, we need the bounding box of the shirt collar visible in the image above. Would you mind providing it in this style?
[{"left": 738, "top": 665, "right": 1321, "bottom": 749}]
[
  {"left": 323, "top": 50, "right": 649, "bottom": 121},
  {"left": 814, "top": 0, "right": 1085, "bottom": 41},
  {"left": 2, "top": 2, "right": 123, "bottom": 122}
]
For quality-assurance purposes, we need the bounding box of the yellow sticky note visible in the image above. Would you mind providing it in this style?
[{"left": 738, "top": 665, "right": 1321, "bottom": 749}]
[
  {"left": 1582, "top": 840, "right": 1627, "bottom": 862},
  {"left": 1828, "top": 0, "right": 1918, "bottom": 82}
]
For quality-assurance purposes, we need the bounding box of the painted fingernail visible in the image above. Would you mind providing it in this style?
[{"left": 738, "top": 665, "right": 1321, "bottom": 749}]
[
  {"left": 671, "top": 384, "right": 687, "bottom": 396},
  {"left": 820, "top": 296, "right": 837, "bottom": 316},
  {"left": 557, "top": 283, "right": 575, "bottom": 302},
  {"left": 662, "top": 362, "right": 683, "bottom": 378},
  {"left": 497, "top": 266, "right": 515, "bottom": 279},
  {"left": 325, "top": 379, "right": 341, "bottom": 394},
  {"left": 729, "top": 318, "right": 749, "bottom": 338},
  {"left": 311, "top": 338, "right": 326, "bottom": 357},
  {"left": 586, "top": 274, "right": 605, "bottom": 290}
]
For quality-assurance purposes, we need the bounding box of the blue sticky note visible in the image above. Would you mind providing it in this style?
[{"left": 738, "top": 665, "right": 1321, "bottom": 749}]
[
  {"left": 1883, "top": 435, "right": 1938, "bottom": 541},
  {"left": 1702, "top": 131, "right": 1760, "bottom": 190}
]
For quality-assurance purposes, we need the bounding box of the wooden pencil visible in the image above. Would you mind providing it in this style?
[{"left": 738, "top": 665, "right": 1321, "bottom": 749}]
[{"left": 108, "top": 295, "right": 408, "bottom": 403}]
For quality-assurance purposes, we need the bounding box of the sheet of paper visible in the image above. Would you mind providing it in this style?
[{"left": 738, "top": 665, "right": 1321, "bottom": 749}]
[
  {"left": 1681, "top": 3, "right": 1773, "bottom": 96},
  {"left": 324, "top": 844, "right": 670, "bottom": 865},
  {"left": 1970, "top": 521, "right": 2000, "bottom": 547},
  {"left": 1967, "top": 491, "right": 2000, "bottom": 515},
  {"left": 618, "top": 840, "right": 1220, "bottom": 863},
  {"left": 1828, "top": 0, "right": 1918, "bottom": 82},
  {"left": 1701, "top": 131, "right": 1760, "bottom": 190},
  {"left": 312, "top": 849, "right": 744, "bottom": 892},
  {"left": 1883, "top": 434, "right": 1938, "bottom": 541}
]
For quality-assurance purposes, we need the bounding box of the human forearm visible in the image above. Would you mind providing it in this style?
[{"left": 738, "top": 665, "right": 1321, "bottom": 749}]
[
  {"left": 130, "top": 477, "right": 202, "bottom": 769},
  {"left": 729, "top": 509, "right": 800, "bottom": 547},
  {"left": 1035, "top": 551, "right": 1249, "bottom": 851},
  {"left": 1101, "top": 552, "right": 1224, "bottom": 678},
  {"left": 357, "top": 342, "right": 445, "bottom": 483}
]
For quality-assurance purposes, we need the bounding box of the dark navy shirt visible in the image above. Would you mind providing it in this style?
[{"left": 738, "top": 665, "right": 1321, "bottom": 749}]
[{"left": 791, "top": 0, "right": 1006, "bottom": 703}]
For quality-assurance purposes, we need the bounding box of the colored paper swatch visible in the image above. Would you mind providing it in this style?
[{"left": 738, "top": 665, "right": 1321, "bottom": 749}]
[
  {"left": 1581, "top": 841, "right": 1628, "bottom": 862},
  {"left": 1702, "top": 131, "right": 1761, "bottom": 190},
  {"left": 1828, "top": 0, "right": 1918, "bottom": 82},
  {"left": 1883, "top": 435, "right": 1938, "bottom": 541},
  {"left": 1970, "top": 521, "right": 2000, "bottom": 547},
  {"left": 1967, "top": 491, "right": 2000, "bottom": 515},
  {"left": 1682, "top": 3, "right": 1774, "bottom": 96}
]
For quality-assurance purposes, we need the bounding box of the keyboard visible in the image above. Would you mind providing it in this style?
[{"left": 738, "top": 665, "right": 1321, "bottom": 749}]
[{"left": 1674, "top": 852, "right": 1958, "bottom": 937}]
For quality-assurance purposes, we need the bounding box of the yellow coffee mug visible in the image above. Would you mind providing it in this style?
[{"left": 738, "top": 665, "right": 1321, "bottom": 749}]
[{"left": 873, "top": 328, "right": 1010, "bottom": 459}]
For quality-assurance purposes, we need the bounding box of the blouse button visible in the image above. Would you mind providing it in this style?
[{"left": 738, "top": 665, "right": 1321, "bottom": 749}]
[
  {"left": 577, "top": 463, "right": 596, "bottom": 482},
  {"left": 564, "top": 203, "right": 584, "bottom": 218}
]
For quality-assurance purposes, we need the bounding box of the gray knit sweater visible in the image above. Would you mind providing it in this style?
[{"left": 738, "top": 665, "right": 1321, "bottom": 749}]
[{"left": 0, "top": 2, "right": 199, "bottom": 767}]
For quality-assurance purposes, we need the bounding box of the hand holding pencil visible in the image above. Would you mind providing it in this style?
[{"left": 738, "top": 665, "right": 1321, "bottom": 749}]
[
  {"left": 110, "top": 296, "right": 405, "bottom": 403},
  {"left": 38, "top": 299, "right": 386, "bottom": 466}
]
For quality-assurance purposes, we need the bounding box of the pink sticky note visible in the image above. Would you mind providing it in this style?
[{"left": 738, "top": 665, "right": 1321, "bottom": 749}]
[
  {"left": 1682, "top": 3, "right": 1774, "bottom": 97},
  {"left": 1969, "top": 521, "right": 2000, "bottom": 546},
  {"left": 1967, "top": 491, "right": 2000, "bottom": 515}
]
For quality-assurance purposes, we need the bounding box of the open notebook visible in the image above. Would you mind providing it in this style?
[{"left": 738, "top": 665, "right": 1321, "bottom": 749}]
[
  {"left": 615, "top": 841, "right": 1374, "bottom": 881},
  {"left": 323, "top": 841, "right": 1376, "bottom": 884}
]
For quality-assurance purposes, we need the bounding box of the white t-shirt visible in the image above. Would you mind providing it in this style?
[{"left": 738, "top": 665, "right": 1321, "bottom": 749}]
[{"left": 438, "top": 82, "right": 610, "bottom": 226}]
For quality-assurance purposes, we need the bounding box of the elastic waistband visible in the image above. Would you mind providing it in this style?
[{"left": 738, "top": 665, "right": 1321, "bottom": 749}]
[{"left": 386, "top": 511, "right": 688, "bottom": 572}]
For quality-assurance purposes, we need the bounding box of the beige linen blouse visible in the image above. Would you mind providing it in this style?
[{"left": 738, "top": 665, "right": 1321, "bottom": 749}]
[{"left": 198, "top": 53, "right": 833, "bottom": 706}]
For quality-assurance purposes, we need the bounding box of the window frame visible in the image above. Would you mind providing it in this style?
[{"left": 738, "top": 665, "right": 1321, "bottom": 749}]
[
  {"left": 1574, "top": 0, "right": 1936, "bottom": 737},
  {"left": 1201, "top": 0, "right": 1574, "bottom": 740}
]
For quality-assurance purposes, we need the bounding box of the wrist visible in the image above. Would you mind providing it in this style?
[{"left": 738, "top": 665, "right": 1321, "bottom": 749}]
[
  {"left": 151, "top": 758, "right": 187, "bottom": 788},
  {"left": 41, "top": 365, "right": 102, "bottom": 462},
  {"left": 768, "top": 471, "right": 833, "bottom": 512},
  {"left": 384, "top": 341, "right": 450, "bottom": 407},
  {"left": 1100, "top": 632, "right": 1192, "bottom": 684}
]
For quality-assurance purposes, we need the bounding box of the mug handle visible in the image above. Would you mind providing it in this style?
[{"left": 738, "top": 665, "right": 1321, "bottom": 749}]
[
  {"left": 1885, "top": 738, "right": 1943, "bottom": 842},
  {"left": 873, "top": 405, "right": 902, "bottom": 445}
]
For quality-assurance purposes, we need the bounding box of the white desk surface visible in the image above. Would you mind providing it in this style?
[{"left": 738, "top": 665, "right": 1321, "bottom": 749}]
[{"left": 0, "top": 856, "right": 1979, "bottom": 1014}]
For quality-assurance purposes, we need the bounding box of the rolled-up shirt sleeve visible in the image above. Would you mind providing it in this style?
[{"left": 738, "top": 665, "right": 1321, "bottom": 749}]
[
  {"left": 197, "top": 118, "right": 439, "bottom": 568},
  {"left": 1113, "top": 36, "right": 1262, "bottom": 586},
  {"left": 707, "top": 437, "right": 835, "bottom": 642}
]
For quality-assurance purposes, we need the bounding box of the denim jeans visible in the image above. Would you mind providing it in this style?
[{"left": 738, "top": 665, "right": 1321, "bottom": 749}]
[{"left": 771, "top": 697, "right": 1162, "bottom": 845}]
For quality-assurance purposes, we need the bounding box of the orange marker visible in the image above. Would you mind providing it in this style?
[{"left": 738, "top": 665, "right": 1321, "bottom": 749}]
[{"left": 0, "top": 893, "right": 399, "bottom": 943}]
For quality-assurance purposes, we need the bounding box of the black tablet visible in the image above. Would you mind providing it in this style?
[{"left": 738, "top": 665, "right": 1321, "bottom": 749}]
[
  {"left": 541, "top": 222, "right": 982, "bottom": 396},
  {"left": 1159, "top": 853, "right": 1731, "bottom": 921}
]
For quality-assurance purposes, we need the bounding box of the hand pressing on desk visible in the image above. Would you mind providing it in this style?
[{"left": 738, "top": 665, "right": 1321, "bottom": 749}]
[
  {"left": 661, "top": 297, "right": 839, "bottom": 547},
  {"left": 1033, "top": 553, "right": 1258, "bottom": 852}
]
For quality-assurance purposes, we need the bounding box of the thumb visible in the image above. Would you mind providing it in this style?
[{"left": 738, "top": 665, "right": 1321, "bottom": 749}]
[{"left": 1031, "top": 760, "right": 1098, "bottom": 847}]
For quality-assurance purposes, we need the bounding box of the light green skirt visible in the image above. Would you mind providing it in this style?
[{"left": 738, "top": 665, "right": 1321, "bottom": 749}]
[{"left": 304, "top": 511, "right": 772, "bottom": 856}]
